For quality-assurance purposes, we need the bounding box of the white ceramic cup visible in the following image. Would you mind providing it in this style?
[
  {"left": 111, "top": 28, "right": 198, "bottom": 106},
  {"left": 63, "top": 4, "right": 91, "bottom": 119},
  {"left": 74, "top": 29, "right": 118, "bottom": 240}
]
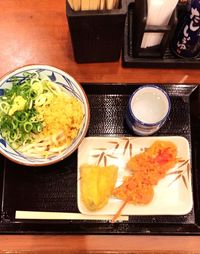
[{"left": 126, "top": 85, "right": 171, "bottom": 136}]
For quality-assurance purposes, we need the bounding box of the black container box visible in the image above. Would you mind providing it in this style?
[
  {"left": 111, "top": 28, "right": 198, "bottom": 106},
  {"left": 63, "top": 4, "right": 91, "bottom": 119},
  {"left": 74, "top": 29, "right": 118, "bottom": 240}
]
[
  {"left": 66, "top": 0, "right": 128, "bottom": 63},
  {"left": 132, "top": 0, "right": 178, "bottom": 58},
  {"left": 122, "top": 1, "right": 200, "bottom": 68}
]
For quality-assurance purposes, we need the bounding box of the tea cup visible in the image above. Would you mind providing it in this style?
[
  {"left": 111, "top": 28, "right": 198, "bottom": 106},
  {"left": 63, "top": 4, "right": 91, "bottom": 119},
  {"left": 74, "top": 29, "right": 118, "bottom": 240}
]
[{"left": 126, "top": 85, "right": 171, "bottom": 136}]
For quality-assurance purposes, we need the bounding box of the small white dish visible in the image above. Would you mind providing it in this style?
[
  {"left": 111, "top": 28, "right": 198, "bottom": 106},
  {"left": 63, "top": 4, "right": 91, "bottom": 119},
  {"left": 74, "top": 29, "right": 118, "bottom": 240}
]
[
  {"left": 126, "top": 85, "right": 171, "bottom": 136},
  {"left": 77, "top": 136, "right": 193, "bottom": 216}
]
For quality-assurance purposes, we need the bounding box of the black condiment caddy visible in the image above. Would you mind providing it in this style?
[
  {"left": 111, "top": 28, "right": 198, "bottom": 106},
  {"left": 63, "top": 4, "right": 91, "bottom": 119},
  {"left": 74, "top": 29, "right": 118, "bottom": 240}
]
[
  {"left": 66, "top": 0, "right": 200, "bottom": 67},
  {"left": 122, "top": 0, "right": 200, "bottom": 68},
  {"left": 66, "top": 0, "right": 127, "bottom": 63}
]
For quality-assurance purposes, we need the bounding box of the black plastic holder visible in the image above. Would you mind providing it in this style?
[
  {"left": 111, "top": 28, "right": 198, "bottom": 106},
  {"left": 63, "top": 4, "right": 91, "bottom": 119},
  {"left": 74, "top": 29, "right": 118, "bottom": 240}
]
[
  {"left": 122, "top": 0, "right": 200, "bottom": 69},
  {"left": 66, "top": 0, "right": 127, "bottom": 63},
  {"left": 131, "top": 0, "right": 178, "bottom": 58}
]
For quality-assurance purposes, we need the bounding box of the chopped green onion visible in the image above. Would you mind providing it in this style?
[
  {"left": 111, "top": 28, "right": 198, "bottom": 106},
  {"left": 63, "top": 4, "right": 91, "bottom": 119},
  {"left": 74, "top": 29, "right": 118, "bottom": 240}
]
[
  {"left": 23, "top": 122, "right": 33, "bottom": 133},
  {"left": 0, "top": 101, "right": 10, "bottom": 114},
  {"left": 0, "top": 71, "right": 61, "bottom": 148}
]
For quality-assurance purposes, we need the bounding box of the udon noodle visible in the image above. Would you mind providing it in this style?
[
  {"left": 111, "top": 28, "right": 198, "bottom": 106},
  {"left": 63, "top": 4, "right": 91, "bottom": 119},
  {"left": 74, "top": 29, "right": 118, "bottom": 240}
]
[{"left": 0, "top": 72, "right": 84, "bottom": 158}]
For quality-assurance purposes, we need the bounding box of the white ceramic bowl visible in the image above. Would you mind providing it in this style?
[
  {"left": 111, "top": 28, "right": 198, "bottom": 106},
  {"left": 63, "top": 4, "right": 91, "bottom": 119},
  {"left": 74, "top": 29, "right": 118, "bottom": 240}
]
[{"left": 0, "top": 65, "right": 90, "bottom": 166}]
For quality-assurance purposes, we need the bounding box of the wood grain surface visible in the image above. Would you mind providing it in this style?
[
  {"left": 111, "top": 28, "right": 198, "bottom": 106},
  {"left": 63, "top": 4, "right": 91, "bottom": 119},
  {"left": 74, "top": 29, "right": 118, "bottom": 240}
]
[
  {"left": 0, "top": 235, "right": 200, "bottom": 253},
  {"left": 0, "top": 0, "right": 199, "bottom": 84},
  {"left": 0, "top": 0, "right": 200, "bottom": 253}
]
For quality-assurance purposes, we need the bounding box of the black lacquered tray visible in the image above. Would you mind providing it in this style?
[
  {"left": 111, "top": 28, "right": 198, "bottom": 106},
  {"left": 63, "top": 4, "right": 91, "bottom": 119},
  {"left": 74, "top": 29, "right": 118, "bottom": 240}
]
[{"left": 0, "top": 83, "right": 200, "bottom": 235}]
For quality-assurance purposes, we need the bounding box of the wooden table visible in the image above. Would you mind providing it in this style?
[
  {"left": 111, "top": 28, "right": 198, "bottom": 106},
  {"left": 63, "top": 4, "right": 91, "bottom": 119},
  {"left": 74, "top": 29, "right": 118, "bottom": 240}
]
[{"left": 0, "top": 0, "right": 200, "bottom": 253}]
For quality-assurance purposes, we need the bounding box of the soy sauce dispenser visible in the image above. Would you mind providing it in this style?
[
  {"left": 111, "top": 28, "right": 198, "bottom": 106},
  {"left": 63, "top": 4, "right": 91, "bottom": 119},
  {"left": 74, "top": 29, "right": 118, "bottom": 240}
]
[{"left": 171, "top": 0, "right": 200, "bottom": 58}]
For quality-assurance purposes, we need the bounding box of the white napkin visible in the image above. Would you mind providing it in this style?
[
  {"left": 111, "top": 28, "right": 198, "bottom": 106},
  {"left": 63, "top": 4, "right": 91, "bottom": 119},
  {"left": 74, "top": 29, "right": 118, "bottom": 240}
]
[{"left": 141, "top": 0, "right": 179, "bottom": 48}]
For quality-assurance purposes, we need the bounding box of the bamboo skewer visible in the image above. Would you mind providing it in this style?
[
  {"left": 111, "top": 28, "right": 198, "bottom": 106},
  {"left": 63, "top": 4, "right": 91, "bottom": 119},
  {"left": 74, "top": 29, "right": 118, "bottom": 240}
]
[{"left": 111, "top": 201, "right": 127, "bottom": 223}]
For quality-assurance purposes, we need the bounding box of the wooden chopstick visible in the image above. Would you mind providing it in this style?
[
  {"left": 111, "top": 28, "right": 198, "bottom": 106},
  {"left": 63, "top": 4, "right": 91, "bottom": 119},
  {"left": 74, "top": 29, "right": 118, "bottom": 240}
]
[
  {"left": 69, "top": 0, "right": 119, "bottom": 11},
  {"left": 106, "top": 0, "right": 115, "bottom": 10},
  {"left": 100, "top": 0, "right": 106, "bottom": 9},
  {"left": 72, "top": 0, "right": 81, "bottom": 10},
  {"left": 115, "top": 0, "right": 119, "bottom": 8},
  {"left": 89, "top": 0, "right": 101, "bottom": 10},
  {"left": 15, "top": 210, "right": 129, "bottom": 221},
  {"left": 68, "top": 0, "right": 74, "bottom": 9},
  {"left": 81, "top": 0, "right": 90, "bottom": 10},
  {"left": 68, "top": 0, "right": 119, "bottom": 11}
]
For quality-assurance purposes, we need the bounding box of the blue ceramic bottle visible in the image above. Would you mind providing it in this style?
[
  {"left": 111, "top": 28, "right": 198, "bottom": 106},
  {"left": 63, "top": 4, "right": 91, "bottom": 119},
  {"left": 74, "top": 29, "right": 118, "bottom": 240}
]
[{"left": 171, "top": 0, "right": 200, "bottom": 58}]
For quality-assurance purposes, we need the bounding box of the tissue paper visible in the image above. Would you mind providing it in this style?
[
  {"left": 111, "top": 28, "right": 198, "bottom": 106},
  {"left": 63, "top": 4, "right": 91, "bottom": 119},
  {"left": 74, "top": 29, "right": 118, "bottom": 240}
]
[{"left": 141, "top": 0, "right": 179, "bottom": 48}]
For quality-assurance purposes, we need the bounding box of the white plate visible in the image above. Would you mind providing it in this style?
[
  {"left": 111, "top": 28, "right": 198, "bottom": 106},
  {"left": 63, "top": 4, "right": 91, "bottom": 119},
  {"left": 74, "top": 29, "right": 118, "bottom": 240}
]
[{"left": 77, "top": 136, "right": 193, "bottom": 216}]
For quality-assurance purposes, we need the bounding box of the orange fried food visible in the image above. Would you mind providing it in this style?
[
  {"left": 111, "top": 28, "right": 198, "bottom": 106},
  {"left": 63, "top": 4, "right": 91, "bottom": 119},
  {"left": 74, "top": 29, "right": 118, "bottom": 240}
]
[
  {"left": 113, "top": 175, "right": 154, "bottom": 205},
  {"left": 112, "top": 140, "right": 178, "bottom": 222},
  {"left": 126, "top": 141, "right": 177, "bottom": 185},
  {"left": 112, "top": 140, "right": 178, "bottom": 218}
]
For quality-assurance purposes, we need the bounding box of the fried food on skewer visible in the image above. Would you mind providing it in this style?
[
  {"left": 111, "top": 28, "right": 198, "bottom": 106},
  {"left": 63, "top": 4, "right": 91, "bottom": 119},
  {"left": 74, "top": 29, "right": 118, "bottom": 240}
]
[{"left": 112, "top": 141, "right": 178, "bottom": 222}]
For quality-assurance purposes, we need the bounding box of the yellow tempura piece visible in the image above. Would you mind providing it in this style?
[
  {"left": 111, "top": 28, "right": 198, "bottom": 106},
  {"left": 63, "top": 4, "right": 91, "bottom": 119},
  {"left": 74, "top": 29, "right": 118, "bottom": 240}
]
[{"left": 80, "top": 164, "right": 118, "bottom": 211}]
